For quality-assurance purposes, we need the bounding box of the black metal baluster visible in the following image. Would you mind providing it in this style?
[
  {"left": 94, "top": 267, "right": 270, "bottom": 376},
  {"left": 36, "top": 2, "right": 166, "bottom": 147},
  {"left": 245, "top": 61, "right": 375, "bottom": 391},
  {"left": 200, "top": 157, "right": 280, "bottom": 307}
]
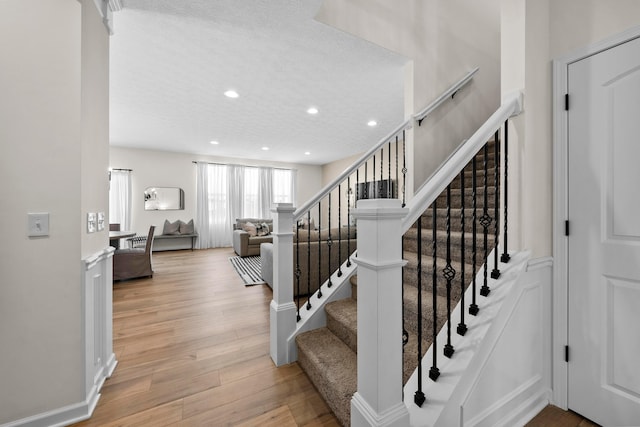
[
  {"left": 388, "top": 142, "right": 392, "bottom": 198},
  {"left": 491, "top": 130, "right": 501, "bottom": 279},
  {"left": 364, "top": 163, "right": 368, "bottom": 199},
  {"left": 443, "top": 185, "right": 455, "bottom": 358},
  {"left": 414, "top": 216, "right": 425, "bottom": 407},
  {"left": 457, "top": 170, "right": 467, "bottom": 336},
  {"left": 317, "top": 202, "right": 323, "bottom": 299},
  {"left": 373, "top": 155, "right": 376, "bottom": 198},
  {"left": 347, "top": 176, "right": 352, "bottom": 268},
  {"left": 429, "top": 203, "right": 440, "bottom": 381},
  {"left": 395, "top": 136, "right": 399, "bottom": 200},
  {"left": 480, "top": 144, "right": 492, "bottom": 297},
  {"left": 327, "top": 193, "right": 333, "bottom": 288},
  {"left": 469, "top": 157, "right": 479, "bottom": 316},
  {"left": 296, "top": 224, "right": 301, "bottom": 321},
  {"left": 337, "top": 185, "right": 343, "bottom": 277},
  {"left": 501, "top": 120, "right": 511, "bottom": 264},
  {"left": 402, "top": 131, "right": 407, "bottom": 207},
  {"left": 307, "top": 210, "right": 312, "bottom": 309},
  {"left": 379, "top": 147, "right": 384, "bottom": 197}
]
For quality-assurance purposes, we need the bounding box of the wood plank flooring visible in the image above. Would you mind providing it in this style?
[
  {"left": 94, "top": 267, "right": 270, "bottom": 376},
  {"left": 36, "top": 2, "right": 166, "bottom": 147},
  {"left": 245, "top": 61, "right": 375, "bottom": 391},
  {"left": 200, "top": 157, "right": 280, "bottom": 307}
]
[
  {"left": 72, "top": 248, "right": 339, "bottom": 427},
  {"left": 71, "top": 248, "right": 596, "bottom": 427}
]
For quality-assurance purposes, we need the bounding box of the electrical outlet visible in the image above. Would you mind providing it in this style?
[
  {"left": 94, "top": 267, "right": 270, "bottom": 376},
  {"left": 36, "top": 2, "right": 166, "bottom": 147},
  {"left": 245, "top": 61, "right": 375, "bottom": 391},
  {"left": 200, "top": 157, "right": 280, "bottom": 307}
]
[{"left": 28, "top": 213, "right": 49, "bottom": 237}]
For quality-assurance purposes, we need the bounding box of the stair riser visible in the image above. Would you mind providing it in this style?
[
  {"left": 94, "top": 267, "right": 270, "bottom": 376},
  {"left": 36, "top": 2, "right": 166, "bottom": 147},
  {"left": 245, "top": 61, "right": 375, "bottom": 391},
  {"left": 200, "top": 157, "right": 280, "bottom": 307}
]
[
  {"left": 403, "top": 261, "right": 489, "bottom": 300},
  {"left": 418, "top": 209, "right": 499, "bottom": 234},
  {"left": 435, "top": 188, "right": 497, "bottom": 209},
  {"left": 403, "top": 233, "right": 496, "bottom": 265}
]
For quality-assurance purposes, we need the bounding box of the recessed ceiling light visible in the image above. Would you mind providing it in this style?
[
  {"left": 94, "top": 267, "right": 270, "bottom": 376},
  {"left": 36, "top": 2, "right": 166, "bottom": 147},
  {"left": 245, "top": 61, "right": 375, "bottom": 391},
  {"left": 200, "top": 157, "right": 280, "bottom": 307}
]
[
  {"left": 304, "top": 151, "right": 311, "bottom": 155},
  {"left": 307, "top": 107, "right": 318, "bottom": 115},
  {"left": 224, "top": 90, "right": 239, "bottom": 98},
  {"left": 367, "top": 120, "right": 378, "bottom": 127},
  {"left": 261, "top": 146, "right": 269, "bottom": 151},
  {"left": 209, "top": 140, "right": 219, "bottom": 145}
]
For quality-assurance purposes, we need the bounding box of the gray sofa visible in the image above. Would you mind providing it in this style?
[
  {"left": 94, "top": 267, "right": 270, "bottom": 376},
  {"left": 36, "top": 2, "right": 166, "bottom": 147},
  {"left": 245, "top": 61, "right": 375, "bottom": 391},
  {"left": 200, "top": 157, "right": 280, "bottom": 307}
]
[
  {"left": 233, "top": 218, "right": 273, "bottom": 257},
  {"left": 260, "top": 227, "right": 357, "bottom": 297}
]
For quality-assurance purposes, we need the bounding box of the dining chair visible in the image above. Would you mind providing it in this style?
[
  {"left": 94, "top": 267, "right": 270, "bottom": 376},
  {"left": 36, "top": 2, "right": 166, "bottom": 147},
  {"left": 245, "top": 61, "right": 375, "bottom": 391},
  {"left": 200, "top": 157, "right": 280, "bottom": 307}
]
[{"left": 113, "top": 225, "right": 155, "bottom": 281}]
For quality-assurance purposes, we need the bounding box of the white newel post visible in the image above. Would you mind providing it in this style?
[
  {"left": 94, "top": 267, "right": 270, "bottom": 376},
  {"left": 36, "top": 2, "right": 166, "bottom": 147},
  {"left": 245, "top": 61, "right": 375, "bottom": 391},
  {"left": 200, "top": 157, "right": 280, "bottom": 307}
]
[
  {"left": 351, "top": 199, "right": 410, "bottom": 427},
  {"left": 270, "top": 203, "right": 297, "bottom": 366}
]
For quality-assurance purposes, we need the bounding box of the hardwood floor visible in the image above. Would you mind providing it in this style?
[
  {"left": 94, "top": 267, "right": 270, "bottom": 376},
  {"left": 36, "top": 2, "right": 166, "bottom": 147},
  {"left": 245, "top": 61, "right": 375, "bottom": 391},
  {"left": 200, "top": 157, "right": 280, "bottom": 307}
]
[
  {"left": 72, "top": 248, "right": 339, "bottom": 427},
  {"left": 526, "top": 406, "right": 600, "bottom": 427},
  {"left": 72, "top": 248, "right": 596, "bottom": 427}
]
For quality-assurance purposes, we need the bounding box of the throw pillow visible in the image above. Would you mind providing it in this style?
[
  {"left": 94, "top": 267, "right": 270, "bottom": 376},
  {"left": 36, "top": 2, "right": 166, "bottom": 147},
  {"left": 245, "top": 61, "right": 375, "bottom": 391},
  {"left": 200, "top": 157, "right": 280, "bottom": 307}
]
[
  {"left": 179, "top": 219, "right": 194, "bottom": 234},
  {"left": 243, "top": 221, "right": 257, "bottom": 237},
  {"left": 163, "top": 219, "right": 181, "bottom": 235},
  {"left": 262, "top": 222, "right": 271, "bottom": 235}
]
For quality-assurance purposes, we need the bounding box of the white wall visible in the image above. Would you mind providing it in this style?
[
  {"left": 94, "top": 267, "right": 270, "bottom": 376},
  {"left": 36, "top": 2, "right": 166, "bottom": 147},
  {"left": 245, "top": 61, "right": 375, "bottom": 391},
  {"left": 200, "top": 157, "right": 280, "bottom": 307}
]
[
  {"left": 501, "top": 0, "right": 640, "bottom": 257},
  {"left": 109, "top": 146, "right": 323, "bottom": 237},
  {"left": 316, "top": 0, "right": 501, "bottom": 189},
  {"left": 0, "top": 0, "right": 109, "bottom": 423}
]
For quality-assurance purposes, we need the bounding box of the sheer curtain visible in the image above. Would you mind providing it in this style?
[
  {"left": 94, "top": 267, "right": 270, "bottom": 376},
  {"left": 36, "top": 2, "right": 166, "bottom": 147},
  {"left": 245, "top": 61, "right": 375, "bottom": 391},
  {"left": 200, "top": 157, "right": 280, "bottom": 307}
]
[
  {"left": 196, "top": 163, "right": 296, "bottom": 249},
  {"left": 109, "top": 169, "right": 132, "bottom": 230}
]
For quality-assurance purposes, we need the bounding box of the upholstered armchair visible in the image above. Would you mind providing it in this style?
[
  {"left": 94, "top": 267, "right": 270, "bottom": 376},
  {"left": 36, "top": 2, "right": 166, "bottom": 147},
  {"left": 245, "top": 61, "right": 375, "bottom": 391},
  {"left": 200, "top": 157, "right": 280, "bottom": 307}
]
[{"left": 113, "top": 226, "right": 155, "bottom": 281}]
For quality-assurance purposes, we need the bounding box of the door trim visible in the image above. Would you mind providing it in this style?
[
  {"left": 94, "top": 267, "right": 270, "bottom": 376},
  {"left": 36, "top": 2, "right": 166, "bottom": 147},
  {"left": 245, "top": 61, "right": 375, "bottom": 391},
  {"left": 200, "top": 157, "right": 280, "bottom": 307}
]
[{"left": 552, "top": 24, "right": 640, "bottom": 411}]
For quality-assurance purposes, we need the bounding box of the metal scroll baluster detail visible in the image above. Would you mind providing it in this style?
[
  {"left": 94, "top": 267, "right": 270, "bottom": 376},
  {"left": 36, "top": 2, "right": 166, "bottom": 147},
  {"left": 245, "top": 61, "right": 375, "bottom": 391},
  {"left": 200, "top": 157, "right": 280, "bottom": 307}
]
[
  {"left": 469, "top": 156, "right": 479, "bottom": 316},
  {"left": 364, "top": 163, "right": 368, "bottom": 199},
  {"left": 491, "top": 130, "right": 501, "bottom": 280},
  {"left": 457, "top": 170, "right": 468, "bottom": 336},
  {"left": 501, "top": 120, "right": 511, "bottom": 264},
  {"left": 306, "top": 210, "right": 312, "bottom": 309},
  {"left": 296, "top": 224, "right": 301, "bottom": 321},
  {"left": 317, "top": 202, "right": 323, "bottom": 299},
  {"left": 347, "top": 176, "right": 352, "bottom": 268},
  {"left": 429, "top": 203, "right": 440, "bottom": 381},
  {"left": 414, "top": 216, "right": 425, "bottom": 407},
  {"left": 479, "top": 143, "right": 492, "bottom": 297},
  {"left": 443, "top": 185, "right": 456, "bottom": 358}
]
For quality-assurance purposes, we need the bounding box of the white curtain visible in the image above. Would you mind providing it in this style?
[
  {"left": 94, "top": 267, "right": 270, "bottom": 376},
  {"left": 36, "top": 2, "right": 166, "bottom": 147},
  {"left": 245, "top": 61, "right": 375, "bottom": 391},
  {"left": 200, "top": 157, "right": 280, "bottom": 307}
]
[
  {"left": 195, "top": 162, "right": 212, "bottom": 249},
  {"left": 109, "top": 170, "right": 132, "bottom": 230},
  {"left": 196, "top": 163, "right": 297, "bottom": 249},
  {"left": 258, "top": 167, "right": 273, "bottom": 217},
  {"left": 273, "top": 168, "right": 296, "bottom": 205}
]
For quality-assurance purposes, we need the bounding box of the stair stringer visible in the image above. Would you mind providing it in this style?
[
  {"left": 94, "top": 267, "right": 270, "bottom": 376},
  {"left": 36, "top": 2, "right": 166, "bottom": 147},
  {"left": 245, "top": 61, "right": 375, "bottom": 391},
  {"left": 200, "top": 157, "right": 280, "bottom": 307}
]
[
  {"left": 404, "top": 250, "right": 552, "bottom": 427},
  {"left": 286, "top": 255, "right": 358, "bottom": 363}
]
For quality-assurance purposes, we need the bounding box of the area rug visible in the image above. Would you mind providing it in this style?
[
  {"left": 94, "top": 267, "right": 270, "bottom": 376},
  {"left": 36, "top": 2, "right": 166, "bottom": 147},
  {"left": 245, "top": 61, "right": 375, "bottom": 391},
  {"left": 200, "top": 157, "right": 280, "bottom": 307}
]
[{"left": 229, "top": 256, "right": 266, "bottom": 286}]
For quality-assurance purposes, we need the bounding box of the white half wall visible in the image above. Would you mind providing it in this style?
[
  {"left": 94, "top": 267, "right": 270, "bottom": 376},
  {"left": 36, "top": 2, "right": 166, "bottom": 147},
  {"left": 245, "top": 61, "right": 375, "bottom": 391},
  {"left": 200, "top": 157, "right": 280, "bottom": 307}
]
[{"left": 0, "top": 0, "right": 111, "bottom": 425}]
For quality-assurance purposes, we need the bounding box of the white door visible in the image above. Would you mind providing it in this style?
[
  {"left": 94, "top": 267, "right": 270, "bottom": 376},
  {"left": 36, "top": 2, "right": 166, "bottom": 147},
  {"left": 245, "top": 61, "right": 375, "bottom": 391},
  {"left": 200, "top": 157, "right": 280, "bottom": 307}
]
[{"left": 568, "top": 36, "right": 640, "bottom": 426}]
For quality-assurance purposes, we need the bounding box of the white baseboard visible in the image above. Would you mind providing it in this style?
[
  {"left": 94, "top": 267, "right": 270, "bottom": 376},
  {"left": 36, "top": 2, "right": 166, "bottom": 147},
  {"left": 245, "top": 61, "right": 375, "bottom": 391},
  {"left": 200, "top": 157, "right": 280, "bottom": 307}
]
[{"left": 0, "top": 389, "right": 99, "bottom": 427}]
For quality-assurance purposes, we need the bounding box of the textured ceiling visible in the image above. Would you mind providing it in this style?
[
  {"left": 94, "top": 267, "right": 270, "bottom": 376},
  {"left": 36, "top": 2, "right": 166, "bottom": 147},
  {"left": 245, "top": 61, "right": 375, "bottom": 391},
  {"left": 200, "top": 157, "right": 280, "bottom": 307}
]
[{"left": 110, "top": 0, "right": 407, "bottom": 165}]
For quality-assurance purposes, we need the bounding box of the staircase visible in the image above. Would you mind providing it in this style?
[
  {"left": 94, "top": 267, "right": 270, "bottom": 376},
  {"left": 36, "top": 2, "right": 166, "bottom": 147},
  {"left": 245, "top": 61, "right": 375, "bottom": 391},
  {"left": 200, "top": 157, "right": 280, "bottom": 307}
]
[{"left": 295, "top": 141, "right": 497, "bottom": 426}]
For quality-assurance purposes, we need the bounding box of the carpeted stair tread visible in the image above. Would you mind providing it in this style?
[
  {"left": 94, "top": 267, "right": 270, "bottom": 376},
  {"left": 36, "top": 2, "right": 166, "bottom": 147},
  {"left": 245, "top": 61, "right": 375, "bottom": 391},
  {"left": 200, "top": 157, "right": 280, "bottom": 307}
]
[
  {"left": 296, "top": 327, "right": 356, "bottom": 427},
  {"left": 326, "top": 298, "right": 358, "bottom": 353},
  {"left": 350, "top": 275, "right": 358, "bottom": 300}
]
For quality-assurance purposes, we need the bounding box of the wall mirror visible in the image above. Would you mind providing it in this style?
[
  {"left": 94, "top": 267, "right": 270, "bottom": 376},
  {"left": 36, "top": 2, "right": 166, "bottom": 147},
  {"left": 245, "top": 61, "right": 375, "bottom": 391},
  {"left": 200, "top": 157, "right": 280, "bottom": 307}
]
[{"left": 144, "top": 187, "right": 184, "bottom": 210}]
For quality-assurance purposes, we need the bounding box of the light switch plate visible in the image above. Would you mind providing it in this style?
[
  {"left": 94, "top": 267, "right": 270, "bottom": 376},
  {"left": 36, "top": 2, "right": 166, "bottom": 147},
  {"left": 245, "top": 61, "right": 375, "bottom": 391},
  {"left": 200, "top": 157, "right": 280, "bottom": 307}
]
[
  {"left": 28, "top": 213, "right": 49, "bottom": 237},
  {"left": 87, "top": 212, "right": 97, "bottom": 233}
]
